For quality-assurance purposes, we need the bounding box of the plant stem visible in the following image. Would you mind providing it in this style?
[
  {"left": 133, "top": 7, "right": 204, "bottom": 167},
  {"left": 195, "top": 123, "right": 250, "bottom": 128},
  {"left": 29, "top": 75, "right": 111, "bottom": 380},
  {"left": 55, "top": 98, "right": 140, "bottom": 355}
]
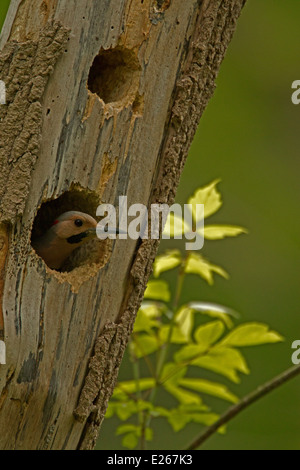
[
  {"left": 155, "top": 257, "right": 187, "bottom": 380},
  {"left": 139, "top": 258, "right": 188, "bottom": 448},
  {"left": 172, "top": 260, "right": 186, "bottom": 312},
  {"left": 132, "top": 333, "right": 156, "bottom": 377},
  {"left": 129, "top": 347, "right": 145, "bottom": 449}
]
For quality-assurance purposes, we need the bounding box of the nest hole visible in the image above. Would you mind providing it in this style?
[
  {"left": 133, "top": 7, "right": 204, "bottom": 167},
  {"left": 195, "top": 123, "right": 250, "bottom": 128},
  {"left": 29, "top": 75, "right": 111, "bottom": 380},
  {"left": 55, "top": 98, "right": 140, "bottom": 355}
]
[
  {"left": 87, "top": 47, "right": 141, "bottom": 107},
  {"left": 31, "top": 188, "right": 111, "bottom": 276}
]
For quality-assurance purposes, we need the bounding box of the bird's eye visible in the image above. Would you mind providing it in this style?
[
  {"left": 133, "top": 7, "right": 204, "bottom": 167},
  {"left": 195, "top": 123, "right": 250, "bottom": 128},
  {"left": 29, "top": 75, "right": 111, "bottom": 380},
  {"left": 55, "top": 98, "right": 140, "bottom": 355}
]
[{"left": 74, "top": 219, "right": 83, "bottom": 227}]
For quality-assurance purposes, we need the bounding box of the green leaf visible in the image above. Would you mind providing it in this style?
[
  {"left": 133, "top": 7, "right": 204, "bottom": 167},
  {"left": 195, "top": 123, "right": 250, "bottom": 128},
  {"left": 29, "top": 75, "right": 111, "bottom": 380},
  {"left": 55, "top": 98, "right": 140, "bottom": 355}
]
[
  {"left": 161, "top": 363, "right": 187, "bottom": 384},
  {"left": 161, "top": 364, "right": 202, "bottom": 404},
  {"left": 174, "top": 322, "right": 225, "bottom": 363},
  {"left": 192, "top": 347, "right": 250, "bottom": 383},
  {"left": 204, "top": 225, "right": 248, "bottom": 240},
  {"left": 113, "top": 378, "right": 156, "bottom": 400},
  {"left": 159, "top": 307, "right": 194, "bottom": 344},
  {"left": 159, "top": 324, "right": 190, "bottom": 344},
  {"left": 131, "top": 333, "right": 161, "bottom": 358},
  {"left": 145, "top": 427, "right": 153, "bottom": 442},
  {"left": 117, "top": 425, "right": 140, "bottom": 449},
  {"left": 133, "top": 309, "right": 160, "bottom": 333},
  {"left": 164, "top": 384, "right": 203, "bottom": 405},
  {"left": 105, "top": 402, "right": 117, "bottom": 418},
  {"left": 122, "top": 432, "right": 138, "bottom": 449},
  {"left": 117, "top": 424, "right": 139, "bottom": 436},
  {"left": 188, "top": 179, "right": 222, "bottom": 220},
  {"left": 136, "top": 400, "right": 154, "bottom": 413},
  {"left": 220, "top": 323, "right": 284, "bottom": 347},
  {"left": 185, "top": 253, "right": 229, "bottom": 285},
  {"left": 144, "top": 280, "right": 171, "bottom": 302},
  {"left": 162, "top": 213, "right": 191, "bottom": 237},
  {"left": 179, "top": 378, "right": 239, "bottom": 404},
  {"left": 167, "top": 409, "right": 193, "bottom": 432},
  {"left": 151, "top": 406, "right": 171, "bottom": 418},
  {"left": 174, "top": 307, "right": 194, "bottom": 342},
  {"left": 188, "top": 301, "right": 238, "bottom": 329},
  {"left": 166, "top": 406, "right": 225, "bottom": 433},
  {"left": 109, "top": 399, "right": 154, "bottom": 422},
  {"left": 174, "top": 344, "right": 209, "bottom": 363},
  {"left": 192, "top": 413, "right": 226, "bottom": 433},
  {"left": 116, "top": 401, "right": 138, "bottom": 421},
  {"left": 117, "top": 423, "right": 152, "bottom": 444},
  {"left": 139, "top": 303, "right": 162, "bottom": 318},
  {"left": 194, "top": 321, "right": 225, "bottom": 347},
  {"left": 153, "top": 250, "right": 182, "bottom": 277}
]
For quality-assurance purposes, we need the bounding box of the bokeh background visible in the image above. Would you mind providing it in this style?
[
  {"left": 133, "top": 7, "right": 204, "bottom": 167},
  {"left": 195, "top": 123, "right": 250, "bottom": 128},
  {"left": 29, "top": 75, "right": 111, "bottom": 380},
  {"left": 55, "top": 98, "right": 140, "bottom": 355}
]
[{"left": 1, "top": 0, "right": 299, "bottom": 450}]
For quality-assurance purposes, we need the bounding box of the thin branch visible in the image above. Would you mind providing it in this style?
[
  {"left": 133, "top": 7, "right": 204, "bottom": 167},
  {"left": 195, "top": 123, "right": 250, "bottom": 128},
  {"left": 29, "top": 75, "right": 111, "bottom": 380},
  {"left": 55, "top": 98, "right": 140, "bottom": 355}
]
[
  {"left": 132, "top": 333, "right": 156, "bottom": 377},
  {"left": 185, "top": 364, "right": 300, "bottom": 450}
]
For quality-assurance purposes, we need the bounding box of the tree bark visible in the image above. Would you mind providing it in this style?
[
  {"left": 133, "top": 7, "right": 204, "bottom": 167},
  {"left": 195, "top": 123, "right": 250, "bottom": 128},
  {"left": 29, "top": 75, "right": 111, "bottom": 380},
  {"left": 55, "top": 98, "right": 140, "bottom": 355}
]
[{"left": 0, "top": 0, "right": 246, "bottom": 450}]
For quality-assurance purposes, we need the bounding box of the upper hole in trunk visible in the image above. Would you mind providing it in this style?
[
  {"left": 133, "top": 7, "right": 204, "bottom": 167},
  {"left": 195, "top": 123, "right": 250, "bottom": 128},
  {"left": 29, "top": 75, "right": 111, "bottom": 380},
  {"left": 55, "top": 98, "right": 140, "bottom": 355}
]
[{"left": 87, "top": 47, "right": 141, "bottom": 108}]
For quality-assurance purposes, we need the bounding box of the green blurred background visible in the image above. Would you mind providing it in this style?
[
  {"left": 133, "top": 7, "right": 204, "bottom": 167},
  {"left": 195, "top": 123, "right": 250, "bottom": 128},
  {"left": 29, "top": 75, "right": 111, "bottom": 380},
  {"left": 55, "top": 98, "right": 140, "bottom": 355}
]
[
  {"left": 1, "top": 0, "right": 299, "bottom": 451},
  {"left": 0, "top": 1, "right": 9, "bottom": 31}
]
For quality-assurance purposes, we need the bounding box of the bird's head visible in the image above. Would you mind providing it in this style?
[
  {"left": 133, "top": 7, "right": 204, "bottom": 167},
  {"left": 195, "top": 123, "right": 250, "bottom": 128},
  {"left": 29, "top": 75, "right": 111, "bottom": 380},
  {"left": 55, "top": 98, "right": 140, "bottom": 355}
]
[{"left": 51, "top": 211, "right": 97, "bottom": 245}]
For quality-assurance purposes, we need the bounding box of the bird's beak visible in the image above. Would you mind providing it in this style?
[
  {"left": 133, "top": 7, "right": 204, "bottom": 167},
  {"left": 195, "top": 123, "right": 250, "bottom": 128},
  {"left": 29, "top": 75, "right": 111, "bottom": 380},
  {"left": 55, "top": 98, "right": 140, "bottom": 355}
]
[
  {"left": 110, "top": 228, "right": 127, "bottom": 235},
  {"left": 92, "top": 226, "right": 127, "bottom": 236},
  {"left": 85, "top": 227, "right": 98, "bottom": 237}
]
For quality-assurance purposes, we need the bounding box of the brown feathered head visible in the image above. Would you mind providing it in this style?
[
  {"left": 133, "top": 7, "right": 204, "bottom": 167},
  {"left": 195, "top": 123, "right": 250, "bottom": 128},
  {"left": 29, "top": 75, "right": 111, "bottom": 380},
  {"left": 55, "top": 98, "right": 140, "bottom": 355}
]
[{"left": 51, "top": 211, "right": 97, "bottom": 243}]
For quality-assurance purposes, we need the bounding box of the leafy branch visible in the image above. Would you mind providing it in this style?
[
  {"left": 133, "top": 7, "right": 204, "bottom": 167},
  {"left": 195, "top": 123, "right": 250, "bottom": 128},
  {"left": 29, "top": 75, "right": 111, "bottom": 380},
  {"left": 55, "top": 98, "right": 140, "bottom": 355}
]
[{"left": 104, "top": 180, "right": 283, "bottom": 450}]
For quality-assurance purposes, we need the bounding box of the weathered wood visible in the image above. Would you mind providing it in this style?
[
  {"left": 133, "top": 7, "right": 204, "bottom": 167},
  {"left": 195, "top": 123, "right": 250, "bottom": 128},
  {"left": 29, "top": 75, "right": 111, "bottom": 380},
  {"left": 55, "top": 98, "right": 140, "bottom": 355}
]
[{"left": 0, "top": 0, "right": 246, "bottom": 450}]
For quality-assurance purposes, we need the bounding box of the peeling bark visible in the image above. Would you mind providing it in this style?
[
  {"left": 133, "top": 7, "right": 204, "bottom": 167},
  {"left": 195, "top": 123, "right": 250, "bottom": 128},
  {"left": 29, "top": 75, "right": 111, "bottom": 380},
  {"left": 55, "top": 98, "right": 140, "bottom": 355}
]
[{"left": 0, "top": 0, "right": 246, "bottom": 450}]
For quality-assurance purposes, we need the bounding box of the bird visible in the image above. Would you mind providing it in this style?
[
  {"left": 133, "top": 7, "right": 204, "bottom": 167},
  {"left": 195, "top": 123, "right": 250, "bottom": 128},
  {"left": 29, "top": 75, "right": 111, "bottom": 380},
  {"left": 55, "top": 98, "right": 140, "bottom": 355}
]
[{"left": 32, "top": 211, "right": 99, "bottom": 270}]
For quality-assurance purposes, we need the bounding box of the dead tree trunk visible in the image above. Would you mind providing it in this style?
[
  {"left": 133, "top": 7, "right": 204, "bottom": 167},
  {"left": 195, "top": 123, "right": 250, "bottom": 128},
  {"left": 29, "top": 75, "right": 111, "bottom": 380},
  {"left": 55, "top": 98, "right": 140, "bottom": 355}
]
[{"left": 0, "top": 0, "right": 246, "bottom": 450}]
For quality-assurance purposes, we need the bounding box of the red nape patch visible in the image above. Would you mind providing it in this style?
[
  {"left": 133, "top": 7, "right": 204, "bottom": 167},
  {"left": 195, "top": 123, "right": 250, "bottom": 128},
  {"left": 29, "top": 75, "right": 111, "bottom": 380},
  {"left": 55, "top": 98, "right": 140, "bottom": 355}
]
[{"left": 51, "top": 220, "right": 59, "bottom": 226}]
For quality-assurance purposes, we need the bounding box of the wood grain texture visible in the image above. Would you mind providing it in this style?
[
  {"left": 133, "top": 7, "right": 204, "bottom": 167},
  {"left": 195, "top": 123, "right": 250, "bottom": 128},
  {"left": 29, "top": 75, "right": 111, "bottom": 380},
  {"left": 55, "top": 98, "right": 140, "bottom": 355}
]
[{"left": 0, "top": 0, "right": 246, "bottom": 449}]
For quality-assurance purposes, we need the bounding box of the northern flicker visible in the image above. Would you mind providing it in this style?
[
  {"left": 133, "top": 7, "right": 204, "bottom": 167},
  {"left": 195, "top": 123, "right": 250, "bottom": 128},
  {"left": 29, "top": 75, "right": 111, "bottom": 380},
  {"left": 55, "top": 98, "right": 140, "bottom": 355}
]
[{"left": 32, "top": 211, "right": 98, "bottom": 270}]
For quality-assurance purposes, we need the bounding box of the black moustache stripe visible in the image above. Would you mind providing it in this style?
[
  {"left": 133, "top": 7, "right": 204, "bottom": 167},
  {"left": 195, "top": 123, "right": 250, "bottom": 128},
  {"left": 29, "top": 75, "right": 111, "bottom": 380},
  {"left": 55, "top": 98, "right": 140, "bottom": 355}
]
[{"left": 66, "top": 231, "right": 89, "bottom": 244}]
